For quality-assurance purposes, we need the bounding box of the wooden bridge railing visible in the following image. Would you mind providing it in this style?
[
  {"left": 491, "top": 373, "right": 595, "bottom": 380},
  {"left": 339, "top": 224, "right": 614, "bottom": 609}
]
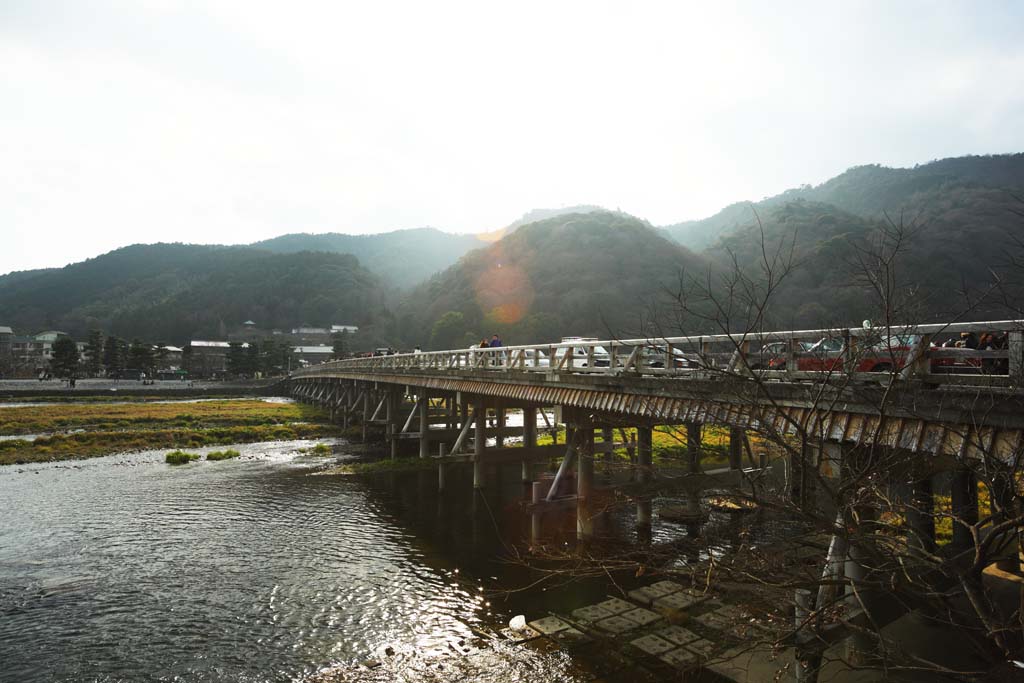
[{"left": 292, "top": 320, "right": 1024, "bottom": 387}]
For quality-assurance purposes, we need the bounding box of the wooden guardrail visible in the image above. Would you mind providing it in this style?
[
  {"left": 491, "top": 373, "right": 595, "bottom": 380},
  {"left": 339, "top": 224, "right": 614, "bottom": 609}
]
[{"left": 292, "top": 320, "right": 1024, "bottom": 387}]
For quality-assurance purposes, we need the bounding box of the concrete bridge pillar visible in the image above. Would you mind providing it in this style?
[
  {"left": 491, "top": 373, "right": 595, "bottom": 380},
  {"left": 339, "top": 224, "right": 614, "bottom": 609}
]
[
  {"left": 951, "top": 467, "right": 979, "bottom": 554},
  {"left": 361, "top": 386, "right": 370, "bottom": 442},
  {"left": 686, "top": 422, "right": 702, "bottom": 473},
  {"left": 495, "top": 403, "right": 506, "bottom": 448},
  {"left": 577, "top": 427, "right": 595, "bottom": 540},
  {"left": 728, "top": 427, "right": 744, "bottom": 470},
  {"left": 473, "top": 399, "right": 486, "bottom": 489},
  {"left": 906, "top": 477, "right": 936, "bottom": 554},
  {"left": 522, "top": 406, "right": 537, "bottom": 482},
  {"left": 991, "top": 468, "right": 1020, "bottom": 572},
  {"left": 636, "top": 426, "right": 653, "bottom": 527},
  {"left": 418, "top": 391, "right": 430, "bottom": 458},
  {"left": 437, "top": 443, "right": 447, "bottom": 491}
]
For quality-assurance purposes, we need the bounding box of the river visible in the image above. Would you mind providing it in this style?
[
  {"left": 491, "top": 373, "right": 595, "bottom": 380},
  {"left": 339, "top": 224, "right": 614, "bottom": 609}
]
[{"left": 0, "top": 436, "right": 633, "bottom": 683}]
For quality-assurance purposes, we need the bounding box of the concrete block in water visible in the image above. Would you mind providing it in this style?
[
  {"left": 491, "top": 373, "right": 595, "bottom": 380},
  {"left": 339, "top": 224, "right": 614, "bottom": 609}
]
[
  {"left": 656, "top": 625, "right": 701, "bottom": 646},
  {"left": 653, "top": 591, "right": 706, "bottom": 611},
  {"left": 595, "top": 596, "right": 634, "bottom": 615},
  {"left": 572, "top": 603, "right": 614, "bottom": 623},
  {"left": 685, "top": 638, "right": 716, "bottom": 659},
  {"left": 693, "top": 610, "right": 733, "bottom": 631},
  {"left": 528, "top": 615, "right": 569, "bottom": 635},
  {"left": 647, "top": 580, "right": 684, "bottom": 596},
  {"left": 621, "top": 607, "right": 663, "bottom": 627},
  {"left": 594, "top": 614, "right": 639, "bottom": 634},
  {"left": 550, "top": 626, "right": 589, "bottom": 646},
  {"left": 500, "top": 625, "right": 542, "bottom": 643},
  {"left": 660, "top": 647, "right": 699, "bottom": 669},
  {"left": 626, "top": 586, "right": 660, "bottom": 605},
  {"left": 629, "top": 633, "right": 675, "bottom": 656}
]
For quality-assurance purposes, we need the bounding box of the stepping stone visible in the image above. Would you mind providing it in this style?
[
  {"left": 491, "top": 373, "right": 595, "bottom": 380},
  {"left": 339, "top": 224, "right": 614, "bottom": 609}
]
[
  {"left": 685, "top": 638, "right": 717, "bottom": 659},
  {"left": 647, "top": 580, "right": 684, "bottom": 597},
  {"left": 660, "top": 647, "right": 700, "bottom": 669},
  {"left": 500, "top": 625, "right": 542, "bottom": 643},
  {"left": 596, "top": 597, "right": 634, "bottom": 615},
  {"left": 550, "top": 626, "right": 590, "bottom": 645},
  {"left": 528, "top": 615, "right": 570, "bottom": 635},
  {"left": 627, "top": 586, "right": 661, "bottom": 605},
  {"left": 630, "top": 633, "right": 675, "bottom": 656},
  {"left": 656, "top": 625, "right": 701, "bottom": 646},
  {"left": 595, "top": 614, "right": 639, "bottom": 634},
  {"left": 621, "top": 607, "right": 663, "bottom": 627},
  {"left": 653, "top": 591, "right": 705, "bottom": 611},
  {"left": 572, "top": 603, "right": 614, "bottom": 623},
  {"left": 693, "top": 610, "right": 733, "bottom": 630}
]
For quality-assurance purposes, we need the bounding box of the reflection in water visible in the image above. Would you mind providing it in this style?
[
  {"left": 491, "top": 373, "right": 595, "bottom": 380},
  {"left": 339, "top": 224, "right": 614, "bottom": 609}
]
[
  {"left": 0, "top": 441, "right": 597, "bottom": 683},
  {"left": 0, "top": 430, "right": 789, "bottom": 683}
]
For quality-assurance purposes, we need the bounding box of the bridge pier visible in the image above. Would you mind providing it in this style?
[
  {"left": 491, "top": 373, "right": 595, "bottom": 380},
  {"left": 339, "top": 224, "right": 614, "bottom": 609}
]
[
  {"left": 905, "top": 476, "right": 936, "bottom": 554},
  {"left": 951, "top": 466, "right": 979, "bottom": 554},
  {"left": 636, "top": 425, "right": 653, "bottom": 527},
  {"left": 473, "top": 399, "right": 486, "bottom": 489},
  {"left": 522, "top": 406, "right": 537, "bottom": 482},
  {"left": 728, "top": 426, "right": 743, "bottom": 470},
  {"left": 577, "top": 426, "right": 595, "bottom": 540},
  {"left": 686, "top": 421, "right": 701, "bottom": 473},
  {"left": 418, "top": 391, "right": 430, "bottom": 459}
]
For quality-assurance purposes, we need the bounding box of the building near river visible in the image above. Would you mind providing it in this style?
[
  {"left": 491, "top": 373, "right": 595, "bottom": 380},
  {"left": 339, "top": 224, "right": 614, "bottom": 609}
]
[
  {"left": 185, "top": 340, "right": 232, "bottom": 378},
  {"left": 292, "top": 345, "right": 334, "bottom": 366},
  {"left": 0, "top": 326, "right": 12, "bottom": 376}
]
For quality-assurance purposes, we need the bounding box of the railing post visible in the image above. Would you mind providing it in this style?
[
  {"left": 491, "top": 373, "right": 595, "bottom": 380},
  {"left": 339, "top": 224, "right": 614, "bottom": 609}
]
[{"left": 1009, "top": 331, "right": 1024, "bottom": 385}]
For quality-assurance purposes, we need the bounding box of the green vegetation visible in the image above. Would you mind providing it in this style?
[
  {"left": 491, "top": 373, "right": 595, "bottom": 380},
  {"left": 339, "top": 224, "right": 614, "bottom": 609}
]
[
  {"left": 166, "top": 450, "right": 201, "bottom": 464},
  {"left": 310, "top": 443, "right": 332, "bottom": 455},
  {"left": 206, "top": 449, "right": 241, "bottom": 461},
  {"left": 50, "top": 336, "right": 80, "bottom": 378},
  {"left": 0, "top": 399, "right": 342, "bottom": 465},
  {"left": 251, "top": 227, "right": 484, "bottom": 288},
  {"left": 0, "top": 247, "right": 387, "bottom": 343},
  {"left": 0, "top": 400, "right": 326, "bottom": 435},
  {"left": 2, "top": 154, "right": 1022, "bottom": 347},
  {"left": 401, "top": 212, "right": 708, "bottom": 348},
  {"left": 320, "top": 458, "right": 436, "bottom": 476}
]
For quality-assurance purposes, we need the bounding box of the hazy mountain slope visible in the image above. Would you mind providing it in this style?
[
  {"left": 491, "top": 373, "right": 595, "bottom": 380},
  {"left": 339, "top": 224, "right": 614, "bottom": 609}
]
[
  {"left": 664, "top": 153, "right": 1024, "bottom": 250},
  {"left": 399, "top": 211, "right": 710, "bottom": 348},
  {"left": 249, "top": 227, "right": 484, "bottom": 288},
  {"left": 705, "top": 189, "right": 1024, "bottom": 328},
  {"left": 0, "top": 245, "right": 387, "bottom": 342}
]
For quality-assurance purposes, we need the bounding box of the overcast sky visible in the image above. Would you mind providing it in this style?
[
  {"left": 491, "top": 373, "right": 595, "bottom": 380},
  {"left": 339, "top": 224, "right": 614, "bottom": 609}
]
[{"left": 2, "top": 1, "right": 1022, "bottom": 276}]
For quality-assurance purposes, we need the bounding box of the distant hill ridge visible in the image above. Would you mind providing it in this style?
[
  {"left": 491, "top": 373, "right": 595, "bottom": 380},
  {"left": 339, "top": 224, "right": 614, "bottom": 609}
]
[
  {"left": 1, "top": 153, "right": 1022, "bottom": 346},
  {"left": 662, "top": 153, "right": 1024, "bottom": 250}
]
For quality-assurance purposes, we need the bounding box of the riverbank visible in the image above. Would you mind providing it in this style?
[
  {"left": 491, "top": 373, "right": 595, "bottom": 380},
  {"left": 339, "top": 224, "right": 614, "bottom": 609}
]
[
  {"left": 0, "top": 398, "right": 341, "bottom": 465},
  {"left": 0, "top": 377, "right": 284, "bottom": 400}
]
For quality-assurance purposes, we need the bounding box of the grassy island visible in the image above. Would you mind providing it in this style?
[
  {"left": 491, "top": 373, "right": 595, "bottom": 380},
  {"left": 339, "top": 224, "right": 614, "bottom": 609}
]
[{"left": 0, "top": 399, "right": 341, "bottom": 465}]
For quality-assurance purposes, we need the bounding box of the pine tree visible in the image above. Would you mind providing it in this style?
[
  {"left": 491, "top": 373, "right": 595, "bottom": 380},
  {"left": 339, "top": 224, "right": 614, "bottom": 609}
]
[
  {"left": 50, "top": 336, "right": 80, "bottom": 378},
  {"left": 83, "top": 329, "right": 105, "bottom": 377}
]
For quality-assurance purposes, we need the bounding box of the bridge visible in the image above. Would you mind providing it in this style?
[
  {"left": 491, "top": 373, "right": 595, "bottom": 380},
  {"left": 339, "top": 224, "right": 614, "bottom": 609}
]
[
  {"left": 288, "top": 319, "right": 1024, "bottom": 542},
  {"left": 288, "top": 319, "right": 1024, "bottom": 677}
]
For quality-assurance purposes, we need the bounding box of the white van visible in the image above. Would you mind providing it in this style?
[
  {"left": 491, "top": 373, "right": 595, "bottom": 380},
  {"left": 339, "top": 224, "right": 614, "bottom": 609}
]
[{"left": 553, "top": 337, "right": 611, "bottom": 367}]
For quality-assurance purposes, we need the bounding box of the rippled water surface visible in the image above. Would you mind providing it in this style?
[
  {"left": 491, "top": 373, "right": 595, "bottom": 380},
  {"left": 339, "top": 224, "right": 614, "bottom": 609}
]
[{"left": 0, "top": 440, "right": 604, "bottom": 683}]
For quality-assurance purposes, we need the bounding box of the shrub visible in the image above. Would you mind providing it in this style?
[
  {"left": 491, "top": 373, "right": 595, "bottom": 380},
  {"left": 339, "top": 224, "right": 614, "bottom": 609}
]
[
  {"left": 206, "top": 449, "right": 241, "bottom": 461},
  {"left": 166, "top": 450, "right": 200, "bottom": 465},
  {"left": 310, "top": 443, "right": 332, "bottom": 456}
]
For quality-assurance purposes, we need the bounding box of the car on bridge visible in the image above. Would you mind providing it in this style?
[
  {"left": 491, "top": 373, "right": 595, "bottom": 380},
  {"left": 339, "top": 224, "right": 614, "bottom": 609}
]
[
  {"left": 769, "top": 335, "right": 923, "bottom": 373},
  {"left": 553, "top": 337, "right": 611, "bottom": 367}
]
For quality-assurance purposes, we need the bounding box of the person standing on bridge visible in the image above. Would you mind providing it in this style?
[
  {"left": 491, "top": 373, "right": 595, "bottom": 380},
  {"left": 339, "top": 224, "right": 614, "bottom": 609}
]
[{"left": 489, "top": 334, "right": 502, "bottom": 348}]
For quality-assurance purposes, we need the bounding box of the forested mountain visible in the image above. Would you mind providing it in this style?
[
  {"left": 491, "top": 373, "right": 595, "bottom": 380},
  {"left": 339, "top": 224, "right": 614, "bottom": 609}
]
[
  {"left": 2, "top": 154, "right": 1021, "bottom": 349},
  {"left": 249, "top": 227, "right": 484, "bottom": 288},
  {"left": 663, "top": 154, "right": 1024, "bottom": 250},
  {"left": 397, "top": 211, "right": 709, "bottom": 349},
  {"left": 0, "top": 246, "right": 390, "bottom": 343}
]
